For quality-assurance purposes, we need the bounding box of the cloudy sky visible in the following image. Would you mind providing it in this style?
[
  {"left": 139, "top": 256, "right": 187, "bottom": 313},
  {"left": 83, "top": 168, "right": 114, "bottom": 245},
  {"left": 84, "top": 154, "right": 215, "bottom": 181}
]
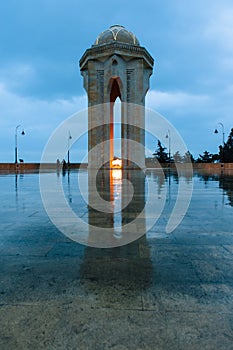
[{"left": 0, "top": 0, "right": 233, "bottom": 162}]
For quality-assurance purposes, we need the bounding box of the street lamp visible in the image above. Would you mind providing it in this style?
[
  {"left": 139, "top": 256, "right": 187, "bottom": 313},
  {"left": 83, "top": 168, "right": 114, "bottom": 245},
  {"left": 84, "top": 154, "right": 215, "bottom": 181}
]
[
  {"left": 67, "top": 131, "right": 72, "bottom": 166},
  {"left": 214, "top": 122, "right": 225, "bottom": 162},
  {"left": 166, "top": 129, "right": 171, "bottom": 165},
  {"left": 214, "top": 122, "right": 225, "bottom": 145},
  {"left": 15, "top": 125, "right": 25, "bottom": 164}
]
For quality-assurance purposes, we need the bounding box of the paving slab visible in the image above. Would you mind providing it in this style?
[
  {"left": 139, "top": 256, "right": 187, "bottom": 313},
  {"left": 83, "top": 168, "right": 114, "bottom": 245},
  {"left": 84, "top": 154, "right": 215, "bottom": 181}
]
[{"left": 0, "top": 170, "right": 233, "bottom": 349}]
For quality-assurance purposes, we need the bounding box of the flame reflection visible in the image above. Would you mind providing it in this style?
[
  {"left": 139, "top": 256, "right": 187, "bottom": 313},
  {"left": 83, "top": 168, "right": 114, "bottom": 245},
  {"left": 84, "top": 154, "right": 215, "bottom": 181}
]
[{"left": 111, "top": 169, "right": 122, "bottom": 181}]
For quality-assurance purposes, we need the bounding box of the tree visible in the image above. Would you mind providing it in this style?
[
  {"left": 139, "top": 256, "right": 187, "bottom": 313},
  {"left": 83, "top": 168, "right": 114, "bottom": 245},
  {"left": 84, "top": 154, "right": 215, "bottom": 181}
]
[
  {"left": 153, "top": 140, "right": 169, "bottom": 163},
  {"left": 221, "top": 128, "right": 233, "bottom": 163},
  {"left": 196, "top": 150, "right": 213, "bottom": 163},
  {"left": 219, "top": 145, "right": 224, "bottom": 163},
  {"left": 173, "top": 151, "right": 182, "bottom": 163},
  {"left": 183, "top": 151, "right": 195, "bottom": 163},
  {"left": 211, "top": 153, "right": 220, "bottom": 163}
]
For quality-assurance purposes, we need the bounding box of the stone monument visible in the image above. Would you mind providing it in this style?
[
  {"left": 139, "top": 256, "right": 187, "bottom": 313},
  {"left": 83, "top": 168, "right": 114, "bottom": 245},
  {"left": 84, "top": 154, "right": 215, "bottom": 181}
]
[{"left": 79, "top": 25, "right": 154, "bottom": 169}]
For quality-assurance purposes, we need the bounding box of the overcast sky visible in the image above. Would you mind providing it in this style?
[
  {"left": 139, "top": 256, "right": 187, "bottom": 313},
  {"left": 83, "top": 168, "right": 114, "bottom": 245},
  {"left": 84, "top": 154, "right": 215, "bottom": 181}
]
[{"left": 0, "top": 0, "right": 233, "bottom": 162}]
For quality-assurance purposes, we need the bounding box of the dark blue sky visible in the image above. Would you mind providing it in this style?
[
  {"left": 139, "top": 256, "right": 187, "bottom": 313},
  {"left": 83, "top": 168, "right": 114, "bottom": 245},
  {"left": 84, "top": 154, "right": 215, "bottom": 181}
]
[{"left": 0, "top": 0, "right": 232, "bottom": 161}]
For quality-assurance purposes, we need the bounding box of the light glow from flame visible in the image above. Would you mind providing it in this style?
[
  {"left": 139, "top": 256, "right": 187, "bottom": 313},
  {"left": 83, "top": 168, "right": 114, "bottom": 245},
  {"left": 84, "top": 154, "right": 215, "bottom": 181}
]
[
  {"left": 111, "top": 158, "right": 122, "bottom": 168},
  {"left": 111, "top": 169, "right": 122, "bottom": 180}
]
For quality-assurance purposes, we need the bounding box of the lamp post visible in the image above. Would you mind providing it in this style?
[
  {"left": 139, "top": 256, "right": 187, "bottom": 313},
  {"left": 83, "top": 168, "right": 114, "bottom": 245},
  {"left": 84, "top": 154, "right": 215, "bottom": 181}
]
[
  {"left": 15, "top": 125, "right": 25, "bottom": 164},
  {"left": 214, "top": 122, "right": 225, "bottom": 162},
  {"left": 67, "top": 131, "right": 72, "bottom": 166},
  {"left": 166, "top": 129, "right": 171, "bottom": 166},
  {"left": 214, "top": 122, "right": 225, "bottom": 145}
]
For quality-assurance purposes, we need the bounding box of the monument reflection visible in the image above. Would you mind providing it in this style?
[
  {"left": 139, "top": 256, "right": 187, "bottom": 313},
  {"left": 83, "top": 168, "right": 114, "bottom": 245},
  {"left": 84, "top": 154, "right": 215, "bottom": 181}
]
[
  {"left": 80, "top": 168, "right": 151, "bottom": 291},
  {"left": 87, "top": 169, "right": 146, "bottom": 245}
]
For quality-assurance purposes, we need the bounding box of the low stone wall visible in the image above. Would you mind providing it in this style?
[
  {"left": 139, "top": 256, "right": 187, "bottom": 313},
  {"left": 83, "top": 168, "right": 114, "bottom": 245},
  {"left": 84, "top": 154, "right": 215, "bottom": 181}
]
[
  {"left": 0, "top": 162, "right": 233, "bottom": 173},
  {"left": 194, "top": 163, "right": 233, "bottom": 170},
  {"left": 145, "top": 162, "right": 233, "bottom": 171},
  {"left": 0, "top": 163, "right": 87, "bottom": 173}
]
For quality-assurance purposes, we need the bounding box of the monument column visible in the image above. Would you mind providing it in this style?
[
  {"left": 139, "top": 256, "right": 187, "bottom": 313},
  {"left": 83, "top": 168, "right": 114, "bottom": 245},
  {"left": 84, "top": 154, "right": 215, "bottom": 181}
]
[{"left": 79, "top": 25, "right": 154, "bottom": 169}]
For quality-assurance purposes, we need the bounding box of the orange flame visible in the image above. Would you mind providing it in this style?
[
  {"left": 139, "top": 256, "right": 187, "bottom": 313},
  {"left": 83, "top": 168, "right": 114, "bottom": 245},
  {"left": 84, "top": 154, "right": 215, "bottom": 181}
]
[{"left": 111, "top": 158, "right": 122, "bottom": 168}]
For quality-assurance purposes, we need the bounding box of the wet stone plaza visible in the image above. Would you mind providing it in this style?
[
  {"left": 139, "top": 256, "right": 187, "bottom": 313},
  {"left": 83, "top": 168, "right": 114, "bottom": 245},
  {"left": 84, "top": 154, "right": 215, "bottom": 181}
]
[{"left": 0, "top": 169, "right": 233, "bottom": 349}]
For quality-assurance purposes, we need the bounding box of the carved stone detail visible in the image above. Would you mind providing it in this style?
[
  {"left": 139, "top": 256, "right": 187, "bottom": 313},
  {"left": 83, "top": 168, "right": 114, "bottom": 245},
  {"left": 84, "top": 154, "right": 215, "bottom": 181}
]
[
  {"left": 97, "top": 70, "right": 104, "bottom": 103},
  {"left": 126, "top": 69, "right": 134, "bottom": 103}
]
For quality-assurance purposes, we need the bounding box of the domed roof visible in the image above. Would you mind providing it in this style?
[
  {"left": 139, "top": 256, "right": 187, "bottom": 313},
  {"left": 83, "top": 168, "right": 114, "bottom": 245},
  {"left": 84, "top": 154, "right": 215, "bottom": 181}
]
[{"left": 94, "top": 25, "right": 140, "bottom": 46}]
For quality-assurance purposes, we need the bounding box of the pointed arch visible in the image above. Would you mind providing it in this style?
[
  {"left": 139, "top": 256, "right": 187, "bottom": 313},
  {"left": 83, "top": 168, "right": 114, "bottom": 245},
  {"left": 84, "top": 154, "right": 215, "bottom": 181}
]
[
  {"left": 108, "top": 77, "right": 122, "bottom": 102},
  {"left": 108, "top": 77, "right": 123, "bottom": 163}
]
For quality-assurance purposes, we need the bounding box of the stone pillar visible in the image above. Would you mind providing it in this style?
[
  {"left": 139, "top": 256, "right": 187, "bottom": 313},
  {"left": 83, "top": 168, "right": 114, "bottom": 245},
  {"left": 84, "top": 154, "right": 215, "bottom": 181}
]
[{"left": 80, "top": 25, "right": 154, "bottom": 169}]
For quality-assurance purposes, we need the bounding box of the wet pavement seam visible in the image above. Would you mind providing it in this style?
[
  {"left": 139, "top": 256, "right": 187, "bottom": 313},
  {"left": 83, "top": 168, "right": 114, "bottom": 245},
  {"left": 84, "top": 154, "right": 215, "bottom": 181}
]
[
  {"left": 28, "top": 211, "right": 40, "bottom": 217},
  {"left": 222, "top": 245, "right": 233, "bottom": 255}
]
